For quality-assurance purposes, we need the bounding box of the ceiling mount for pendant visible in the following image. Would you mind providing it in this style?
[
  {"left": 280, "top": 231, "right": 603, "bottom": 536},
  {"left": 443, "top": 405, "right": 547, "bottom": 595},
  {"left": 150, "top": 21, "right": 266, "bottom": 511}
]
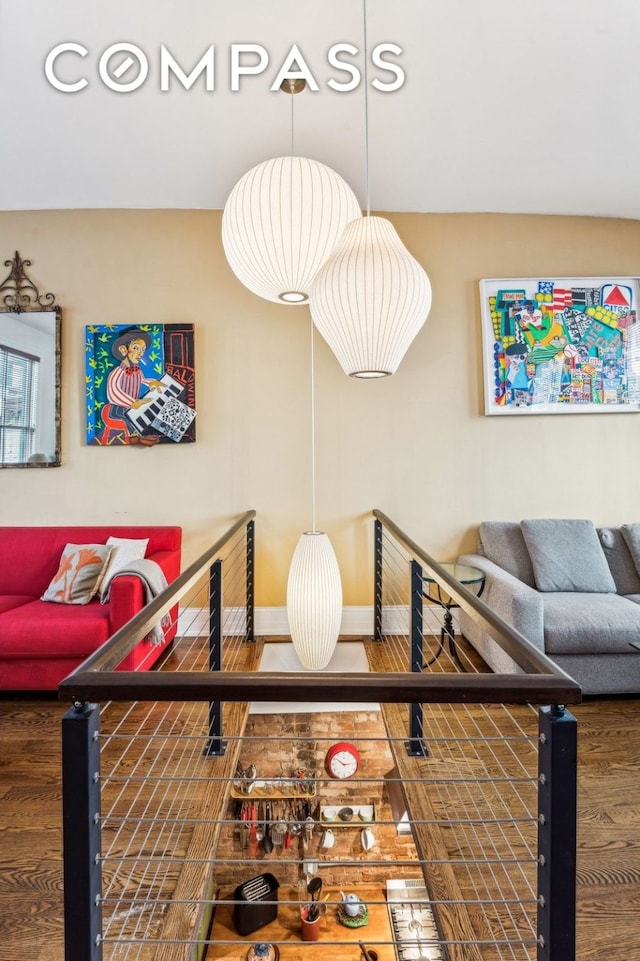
[{"left": 280, "top": 78, "right": 306, "bottom": 95}]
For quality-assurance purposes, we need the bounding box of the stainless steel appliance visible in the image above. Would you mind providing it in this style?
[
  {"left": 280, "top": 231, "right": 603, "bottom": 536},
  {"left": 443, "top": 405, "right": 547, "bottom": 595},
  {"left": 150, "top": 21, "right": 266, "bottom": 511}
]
[{"left": 386, "top": 879, "right": 445, "bottom": 961}]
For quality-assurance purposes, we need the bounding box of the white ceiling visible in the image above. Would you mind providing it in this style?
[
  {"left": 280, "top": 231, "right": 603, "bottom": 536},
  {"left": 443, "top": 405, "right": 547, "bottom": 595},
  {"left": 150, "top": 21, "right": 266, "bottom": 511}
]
[{"left": 2, "top": 0, "right": 640, "bottom": 218}]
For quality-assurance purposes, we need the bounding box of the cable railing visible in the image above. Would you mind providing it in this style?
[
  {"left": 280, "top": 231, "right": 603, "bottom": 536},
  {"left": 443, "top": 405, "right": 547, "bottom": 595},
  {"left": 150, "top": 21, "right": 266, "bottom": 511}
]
[
  {"left": 371, "top": 510, "right": 580, "bottom": 961},
  {"left": 59, "top": 509, "right": 580, "bottom": 961}
]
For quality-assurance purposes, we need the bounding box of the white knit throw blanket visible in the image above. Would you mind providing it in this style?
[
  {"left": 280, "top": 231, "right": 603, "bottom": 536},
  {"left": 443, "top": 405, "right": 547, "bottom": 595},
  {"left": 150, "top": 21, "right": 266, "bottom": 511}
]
[{"left": 100, "top": 558, "right": 170, "bottom": 644}]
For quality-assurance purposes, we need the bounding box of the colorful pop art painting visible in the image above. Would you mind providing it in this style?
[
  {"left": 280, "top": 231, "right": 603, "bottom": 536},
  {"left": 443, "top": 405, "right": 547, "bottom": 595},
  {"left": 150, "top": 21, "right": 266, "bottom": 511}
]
[
  {"left": 480, "top": 277, "right": 640, "bottom": 415},
  {"left": 85, "top": 323, "right": 196, "bottom": 445}
]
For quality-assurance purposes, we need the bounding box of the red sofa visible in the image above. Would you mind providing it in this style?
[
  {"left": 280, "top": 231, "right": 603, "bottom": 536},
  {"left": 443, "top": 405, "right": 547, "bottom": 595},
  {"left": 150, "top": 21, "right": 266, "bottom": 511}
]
[{"left": 0, "top": 526, "right": 182, "bottom": 691}]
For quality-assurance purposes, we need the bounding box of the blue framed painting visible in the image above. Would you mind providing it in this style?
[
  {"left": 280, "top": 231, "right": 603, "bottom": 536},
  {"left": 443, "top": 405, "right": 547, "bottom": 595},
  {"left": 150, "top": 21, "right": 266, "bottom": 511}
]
[
  {"left": 85, "top": 323, "right": 196, "bottom": 445},
  {"left": 480, "top": 277, "right": 640, "bottom": 415}
]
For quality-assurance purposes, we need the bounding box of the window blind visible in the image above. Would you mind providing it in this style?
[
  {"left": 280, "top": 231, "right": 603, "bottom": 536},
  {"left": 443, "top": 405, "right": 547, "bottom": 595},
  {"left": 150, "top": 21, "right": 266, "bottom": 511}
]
[{"left": 0, "top": 344, "right": 40, "bottom": 463}]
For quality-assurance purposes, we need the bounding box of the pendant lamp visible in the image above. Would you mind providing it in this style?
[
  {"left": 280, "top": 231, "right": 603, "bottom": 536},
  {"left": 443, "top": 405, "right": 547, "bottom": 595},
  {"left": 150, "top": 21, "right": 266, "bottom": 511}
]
[
  {"left": 221, "top": 82, "right": 361, "bottom": 305},
  {"left": 287, "top": 530, "right": 342, "bottom": 670},
  {"left": 310, "top": 215, "right": 432, "bottom": 377},
  {"left": 286, "top": 318, "right": 342, "bottom": 670},
  {"left": 626, "top": 319, "right": 640, "bottom": 403},
  {"left": 309, "top": 0, "right": 432, "bottom": 376}
]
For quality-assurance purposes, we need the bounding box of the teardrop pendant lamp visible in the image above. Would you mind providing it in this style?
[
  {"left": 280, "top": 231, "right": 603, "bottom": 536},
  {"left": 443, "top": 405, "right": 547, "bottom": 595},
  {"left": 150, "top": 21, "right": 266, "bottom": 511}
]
[
  {"left": 310, "top": 215, "right": 432, "bottom": 376},
  {"left": 286, "top": 318, "right": 342, "bottom": 671},
  {"left": 221, "top": 82, "right": 361, "bottom": 306},
  {"left": 309, "top": 0, "right": 432, "bottom": 376}
]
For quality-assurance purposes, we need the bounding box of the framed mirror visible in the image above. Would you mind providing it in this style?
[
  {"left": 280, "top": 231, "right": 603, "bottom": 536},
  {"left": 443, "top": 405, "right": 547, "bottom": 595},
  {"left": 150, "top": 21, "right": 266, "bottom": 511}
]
[{"left": 0, "top": 252, "right": 61, "bottom": 467}]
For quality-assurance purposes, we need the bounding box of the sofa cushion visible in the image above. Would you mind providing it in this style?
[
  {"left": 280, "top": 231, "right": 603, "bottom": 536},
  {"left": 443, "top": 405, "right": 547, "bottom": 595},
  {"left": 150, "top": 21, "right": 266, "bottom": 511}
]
[
  {"left": 598, "top": 527, "right": 640, "bottom": 596},
  {"left": 620, "top": 524, "right": 640, "bottom": 578},
  {"left": 521, "top": 519, "right": 616, "bottom": 593},
  {"left": 542, "top": 592, "right": 640, "bottom": 654},
  {"left": 41, "top": 543, "right": 113, "bottom": 605},
  {"left": 0, "top": 599, "right": 112, "bottom": 659},
  {"left": 478, "top": 522, "right": 536, "bottom": 587},
  {"left": 0, "top": 595, "right": 36, "bottom": 615}
]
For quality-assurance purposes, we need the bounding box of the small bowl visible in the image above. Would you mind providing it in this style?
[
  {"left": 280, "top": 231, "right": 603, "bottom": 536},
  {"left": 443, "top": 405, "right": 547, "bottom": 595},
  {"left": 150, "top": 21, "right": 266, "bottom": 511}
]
[
  {"left": 322, "top": 806, "right": 338, "bottom": 821},
  {"left": 358, "top": 805, "right": 374, "bottom": 822},
  {"left": 338, "top": 806, "right": 354, "bottom": 822},
  {"left": 246, "top": 943, "right": 280, "bottom": 961}
]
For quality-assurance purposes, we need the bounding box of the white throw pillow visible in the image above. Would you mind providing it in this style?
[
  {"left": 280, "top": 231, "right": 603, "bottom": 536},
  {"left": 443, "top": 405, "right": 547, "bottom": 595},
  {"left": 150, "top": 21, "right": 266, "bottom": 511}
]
[{"left": 100, "top": 536, "right": 149, "bottom": 594}]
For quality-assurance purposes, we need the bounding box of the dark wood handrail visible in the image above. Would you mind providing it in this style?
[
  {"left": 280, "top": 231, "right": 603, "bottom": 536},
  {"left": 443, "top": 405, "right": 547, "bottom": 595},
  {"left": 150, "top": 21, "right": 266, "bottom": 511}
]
[
  {"left": 59, "top": 668, "right": 581, "bottom": 705},
  {"left": 58, "top": 507, "right": 581, "bottom": 706},
  {"left": 58, "top": 510, "right": 256, "bottom": 683},
  {"left": 373, "top": 508, "right": 581, "bottom": 696}
]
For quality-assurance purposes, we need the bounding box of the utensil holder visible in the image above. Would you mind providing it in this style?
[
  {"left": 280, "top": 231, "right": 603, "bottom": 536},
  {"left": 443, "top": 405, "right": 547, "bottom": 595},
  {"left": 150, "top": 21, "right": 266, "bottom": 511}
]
[{"left": 300, "top": 906, "right": 321, "bottom": 942}]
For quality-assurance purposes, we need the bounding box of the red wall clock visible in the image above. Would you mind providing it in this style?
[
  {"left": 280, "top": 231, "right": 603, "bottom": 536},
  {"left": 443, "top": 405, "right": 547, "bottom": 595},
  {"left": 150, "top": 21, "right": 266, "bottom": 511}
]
[{"left": 325, "top": 742, "right": 360, "bottom": 779}]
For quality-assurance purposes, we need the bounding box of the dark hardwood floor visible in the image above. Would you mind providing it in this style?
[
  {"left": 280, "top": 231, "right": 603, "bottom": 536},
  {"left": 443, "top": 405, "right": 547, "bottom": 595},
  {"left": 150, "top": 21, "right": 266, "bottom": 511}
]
[
  {"left": 0, "top": 696, "right": 66, "bottom": 961},
  {"left": 572, "top": 697, "right": 640, "bottom": 960},
  {"left": 1, "top": 692, "right": 639, "bottom": 961}
]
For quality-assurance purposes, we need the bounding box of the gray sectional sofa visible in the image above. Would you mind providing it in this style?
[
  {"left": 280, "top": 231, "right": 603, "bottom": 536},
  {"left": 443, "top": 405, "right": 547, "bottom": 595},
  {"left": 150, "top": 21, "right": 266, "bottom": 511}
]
[{"left": 458, "top": 519, "right": 640, "bottom": 695}]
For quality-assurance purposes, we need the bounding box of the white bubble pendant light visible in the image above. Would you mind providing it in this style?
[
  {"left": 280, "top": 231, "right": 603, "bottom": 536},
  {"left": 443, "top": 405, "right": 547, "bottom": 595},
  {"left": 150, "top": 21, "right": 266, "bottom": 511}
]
[
  {"left": 221, "top": 155, "right": 362, "bottom": 305},
  {"left": 310, "top": 215, "right": 432, "bottom": 377}
]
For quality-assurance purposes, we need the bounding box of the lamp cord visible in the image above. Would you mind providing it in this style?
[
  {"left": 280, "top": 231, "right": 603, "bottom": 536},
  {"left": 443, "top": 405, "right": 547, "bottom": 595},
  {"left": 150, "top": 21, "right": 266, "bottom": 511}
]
[
  {"left": 363, "top": 0, "right": 371, "bottom": 217},
  {"left": 310, "top": 314, "right": 317, "bottom": 532}
]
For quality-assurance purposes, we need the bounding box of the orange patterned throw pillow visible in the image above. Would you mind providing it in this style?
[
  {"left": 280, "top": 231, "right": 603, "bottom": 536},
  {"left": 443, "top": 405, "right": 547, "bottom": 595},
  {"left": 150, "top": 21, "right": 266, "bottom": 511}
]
[{"left": 41, "top": 543, "right": 113, "bottom": 605}]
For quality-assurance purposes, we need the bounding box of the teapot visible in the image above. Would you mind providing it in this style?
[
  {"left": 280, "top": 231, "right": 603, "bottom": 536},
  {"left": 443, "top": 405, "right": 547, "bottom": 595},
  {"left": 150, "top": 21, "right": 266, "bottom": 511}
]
[{"left": 340, "top": 891, "right": 366, "bottom": 917}]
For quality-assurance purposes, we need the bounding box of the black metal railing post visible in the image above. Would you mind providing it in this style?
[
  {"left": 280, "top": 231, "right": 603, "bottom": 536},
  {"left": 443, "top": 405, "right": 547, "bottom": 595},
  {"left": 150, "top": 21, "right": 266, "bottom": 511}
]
[
  {"left": 62, "top": 701, "right": 103, "bottom": 961},
  {"left": 246, "top": 518, "right": 255, "bottom": 643},
  {"left": 205, "top": 559, "right": 226, "bottom": 756},
  {"left": 374, "top": 518, "right": 383, "bottom": 641},
  {"left": 407, "top": 559, "right": 427, "bottom": 756},
  {"left": 537, "top": 704, "right": 578, "bottom": 961}
]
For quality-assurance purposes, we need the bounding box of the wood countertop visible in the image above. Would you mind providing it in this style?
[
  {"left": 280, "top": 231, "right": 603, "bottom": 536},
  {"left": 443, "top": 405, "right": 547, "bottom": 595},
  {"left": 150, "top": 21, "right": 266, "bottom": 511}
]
[{"left": 206, "top": 883, "right": 396, "bottom": 961}]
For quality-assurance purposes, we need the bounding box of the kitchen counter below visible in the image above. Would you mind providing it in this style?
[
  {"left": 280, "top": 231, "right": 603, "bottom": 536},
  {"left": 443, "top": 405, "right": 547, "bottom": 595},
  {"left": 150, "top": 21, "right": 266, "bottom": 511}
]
[{"left": 206, "top": 882, "right": 396, "bottom": 961}]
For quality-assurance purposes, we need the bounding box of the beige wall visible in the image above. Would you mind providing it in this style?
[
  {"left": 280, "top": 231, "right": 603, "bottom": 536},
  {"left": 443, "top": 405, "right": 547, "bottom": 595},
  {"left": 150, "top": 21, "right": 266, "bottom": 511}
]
[{"left": 2, "top": 209, "right": 640, "bottom": 605}]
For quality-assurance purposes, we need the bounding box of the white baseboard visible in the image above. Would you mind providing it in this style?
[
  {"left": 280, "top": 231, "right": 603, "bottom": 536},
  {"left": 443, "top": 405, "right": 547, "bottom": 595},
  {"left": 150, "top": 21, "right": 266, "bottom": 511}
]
[
  {"left": 177, "top": 604, "right": 445, "bottom": 637},
  {"left": 178, "top": 606, "right": 374, "bottom": 637}
]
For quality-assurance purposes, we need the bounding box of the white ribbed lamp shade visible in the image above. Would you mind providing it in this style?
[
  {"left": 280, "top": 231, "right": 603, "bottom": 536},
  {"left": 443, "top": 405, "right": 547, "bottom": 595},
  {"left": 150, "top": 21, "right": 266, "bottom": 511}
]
[
  {"left": 286, "top": 531, "right": 342, "bottom": 671},
  {"left": 626, "top": 320, "right": 640, "bottom": 403},
  {"left": 310, "top": 216, "right": 432, "bottom": 376},
  {"left": 221, "top": 156, "right": 362, "bottom": 305}
]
